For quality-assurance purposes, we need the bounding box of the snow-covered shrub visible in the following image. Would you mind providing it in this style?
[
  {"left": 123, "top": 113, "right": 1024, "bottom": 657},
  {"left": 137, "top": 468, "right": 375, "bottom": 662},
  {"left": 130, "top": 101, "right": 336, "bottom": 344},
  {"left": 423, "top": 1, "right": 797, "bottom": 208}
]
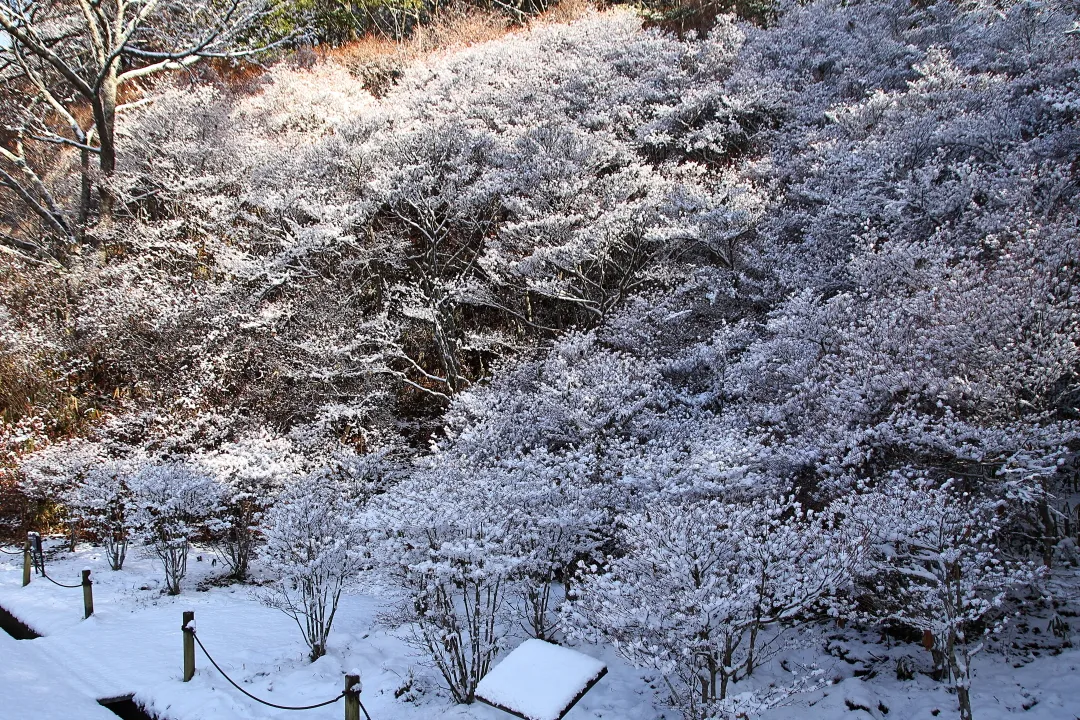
[
  {"left": 68, "top": 456, "right": 137, "bottom": 570},
  {"left": 566, "top": 498, "right": 744, "bottom": 720},
  {"left": 20, "top": 438, "right": 104, "bottom": 551},
  {"left": 565, "top": 493, "right": 867, "bottom": 719},
  {"left": 735, "top": 493, "right": 870, "bottom": 678},
  {"left": 412, "top": 329, "right": 670, "bottom": 641},
  {"left": 114, "top": 84, "right": 241, "bottom": 224},
  {"left": 859, "top": 476, "right": 1042, "bottom": 720},
  {"left": 131, "top": 460, "right": 219, "bottom": 595},
  {"left": 508, "top": 465, "right": 605, "bottom": 642},
  {"left": 375, "top": 474, "right": 521, "bottom": 704},
  {"left": 198, "top": 432, "right": 304, "bottom": 580},
  {"left": 259, "top": 476, "right": 365, "bottom": 661},
  {"left": 415, "top": 445, "right": 607, "bottom": 645}
]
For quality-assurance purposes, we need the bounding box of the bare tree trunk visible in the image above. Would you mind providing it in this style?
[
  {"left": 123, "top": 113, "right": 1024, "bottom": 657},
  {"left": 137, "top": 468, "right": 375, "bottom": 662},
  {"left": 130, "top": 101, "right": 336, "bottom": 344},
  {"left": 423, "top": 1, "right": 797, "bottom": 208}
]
[
  {"left": 522, "top": 579, "right": 555, "bottom": 640},
  {"left": 927, "top": 629, "right": 946, "bottom": 681},
  {"left": 95, "top": 79, "right": 118, "bottom": 219},
  {"left": 947, "top": 630, "right": 974, "bottom": 720},
  {"left": 746, "top": 619, "right": 759, "bottom": 677},
  {"left": 1038, "top": 497, "right": 1056, "bottom": 568},
  {"left": 719, "top": 633, "right": 733, "bottom": 701},
  {"left": 78, "top": 147, "right": 92, "bottom": 242},
  {"left": 106, "top": 532, "right": 127, "bottom": 571},
  {"left": 744, "top": 566, "right": 769, "bottom": 678},
  {"left": 957, "top": 683, "right": 973, "bottom": 720},
  {"left": 157, "top": 537, "right": 189, "bottom": 595},
  {"left": 947, "top": 561, "right": 974, "bottom": 720}
]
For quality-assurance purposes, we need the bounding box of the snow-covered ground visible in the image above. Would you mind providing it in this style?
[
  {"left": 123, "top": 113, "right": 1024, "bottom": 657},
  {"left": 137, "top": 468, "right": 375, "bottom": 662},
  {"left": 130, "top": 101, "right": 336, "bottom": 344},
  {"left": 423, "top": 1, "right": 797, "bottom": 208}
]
[
  {"left": 0, "top": 540, "right": 1077, "bottom": 720},
  {"left": 0, "top": 540, "right": 662, "bottom": 720},
  {"left": 755, "top": 628, "right": 1080, "bottom": 720},
  {"left": 0, "top": 629, "right": 117, "bottom": 720}
]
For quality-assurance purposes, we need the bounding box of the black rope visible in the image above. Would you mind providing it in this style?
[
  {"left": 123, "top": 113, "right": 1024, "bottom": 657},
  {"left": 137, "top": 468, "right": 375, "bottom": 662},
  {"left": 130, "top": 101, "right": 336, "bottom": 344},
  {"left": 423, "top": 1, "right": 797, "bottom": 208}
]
[
  {"left": 39, "top": 570, "right": 83, "bottom": 589},
  {"left": 189, "top": 629, "right": 353, "bottom": 712},
  {"left": 0, "top": 546, "right": 24, "bottom": 555}
]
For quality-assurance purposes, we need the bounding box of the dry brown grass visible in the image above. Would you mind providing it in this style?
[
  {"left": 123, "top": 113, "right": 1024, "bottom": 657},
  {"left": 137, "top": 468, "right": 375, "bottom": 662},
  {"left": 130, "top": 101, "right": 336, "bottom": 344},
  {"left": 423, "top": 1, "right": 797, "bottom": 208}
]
[
  {"left": 317, "top": 6, "right": 511, "bottom": 96},
  {"left": 411, "top": 6, "right": 512, "bottom": 53},
  {"left": 321, "top": 33, "right": 405, "bottom": 68},
  {"left": 534, "top": 0, "right": 597, "bottom": 26},
  {"left": 318, "top": 1, "right": 600, "bottom": 95}
]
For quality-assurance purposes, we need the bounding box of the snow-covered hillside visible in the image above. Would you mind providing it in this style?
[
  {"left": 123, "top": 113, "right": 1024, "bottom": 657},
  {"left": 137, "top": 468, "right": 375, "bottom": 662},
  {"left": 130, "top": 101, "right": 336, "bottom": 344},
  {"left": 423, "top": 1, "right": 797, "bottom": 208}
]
[{"left": 2, "top": 2, "right": 1079, "bottom": 719}]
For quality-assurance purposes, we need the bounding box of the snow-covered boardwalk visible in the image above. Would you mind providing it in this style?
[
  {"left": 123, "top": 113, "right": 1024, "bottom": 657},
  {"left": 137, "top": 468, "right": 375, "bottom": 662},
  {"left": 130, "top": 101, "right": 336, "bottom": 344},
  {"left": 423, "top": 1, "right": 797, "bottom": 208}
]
[
  {"left": 0, "top": 551, "right": 374, "bottom": 720},
  {"left": 0, "top": 562, "right": 185, "bottom": 706},
  {"left": 0, "top": 630, "right": 118, "bottom": 720}
]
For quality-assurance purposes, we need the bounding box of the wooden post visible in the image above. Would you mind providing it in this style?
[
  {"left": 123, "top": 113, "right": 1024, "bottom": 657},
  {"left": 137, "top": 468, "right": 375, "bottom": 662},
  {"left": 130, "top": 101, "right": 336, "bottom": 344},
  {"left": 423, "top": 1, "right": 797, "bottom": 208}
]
[
  {"left": 344, "top": 673, "right": 361, "bottom": 720},
  {"left": 182, "top": 611, "right": 195, "bottom": 682},
  {"left": 22, "top": 535, "right": 31, "bottom": 587},
  {"left": 28, "top": 531, "right": 42, "bottom": 575},
  {"left": 82, "top": 569, "right": 94, "bottom": 619}
]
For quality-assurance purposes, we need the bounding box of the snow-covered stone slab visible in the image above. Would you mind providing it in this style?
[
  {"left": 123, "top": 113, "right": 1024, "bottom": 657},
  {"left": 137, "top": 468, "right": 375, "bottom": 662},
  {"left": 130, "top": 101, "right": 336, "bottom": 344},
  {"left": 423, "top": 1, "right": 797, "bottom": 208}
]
[{"left": 476, "top": 639, "right": 608, "bottom": 720}]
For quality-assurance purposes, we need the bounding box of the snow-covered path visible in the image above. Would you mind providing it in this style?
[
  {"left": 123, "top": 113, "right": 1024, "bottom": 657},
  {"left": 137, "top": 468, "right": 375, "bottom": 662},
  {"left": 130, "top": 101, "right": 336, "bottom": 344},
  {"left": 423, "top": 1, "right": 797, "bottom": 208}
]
[
  {"left": 0, "top": 545, "right": 660, "bottom": 720},
  {"left": 0, "top": 630, "right": 118, "bottom": 720},
  {"left": 0, "top": 549, "right": 403, "bottom": 720}
]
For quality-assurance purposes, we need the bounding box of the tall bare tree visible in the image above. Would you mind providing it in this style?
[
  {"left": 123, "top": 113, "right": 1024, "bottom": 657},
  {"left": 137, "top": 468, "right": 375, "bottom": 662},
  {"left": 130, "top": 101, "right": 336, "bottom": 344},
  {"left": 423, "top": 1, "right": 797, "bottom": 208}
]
[{"left": 0, "top": 0, "right": 296, "bottom": 261}]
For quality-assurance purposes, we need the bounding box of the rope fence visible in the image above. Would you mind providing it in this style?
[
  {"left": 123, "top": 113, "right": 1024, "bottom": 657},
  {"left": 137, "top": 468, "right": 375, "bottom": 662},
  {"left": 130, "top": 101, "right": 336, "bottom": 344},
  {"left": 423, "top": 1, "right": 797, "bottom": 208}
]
[
  {"left": 17, "top": 541, "right": 95, "bottom": 619},
  {"left": 190, "top": 630, "right": 349, "bottom": 711},
  {"left": 12, "top": 532, "right": 372, "bottom": 718},
  {"left": 40, "top": 570, "right": 84, "bottom": 589},
  {"left": 184, "top": 614, "right": 372, "bottom": 719}
]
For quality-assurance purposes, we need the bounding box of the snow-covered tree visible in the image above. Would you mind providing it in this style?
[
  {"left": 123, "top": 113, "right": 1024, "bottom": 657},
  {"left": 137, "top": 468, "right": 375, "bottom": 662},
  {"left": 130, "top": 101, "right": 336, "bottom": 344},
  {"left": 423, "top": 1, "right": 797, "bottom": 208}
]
[
  {"left": 259, "top": 475, "right": 365, "bottom": 661},
  {"left": 858, "top": 476, "right": 1042, "bottom": 720},
  {"left": 504, "top": 455, "right": 606, "bottom": 642},
  {"left": 566, "top": 492, "right": 868, "bottom": 719},
  {"left": 20, "top": 438, "right": 104, "bottom": 551},
  {"left": 198, "top": 431, "right": 305, "bottom": 580},
  {"left": 0, "top": 0, "right": 297, "bottom": 256},
  {"left": 68, "top": 456, "right": 138, "bottom": 570},
  {"left": 374, "top": 471, "right": 524, "bottom": 704},
  {"left": 565, "top": 498, "right": 746, "bottom": 719},
  {"left": 736, "top": 493, "right": 870, "bottom": 677},
  {"left": 130, "top": 459, "right": 219, "bottom": 595}
]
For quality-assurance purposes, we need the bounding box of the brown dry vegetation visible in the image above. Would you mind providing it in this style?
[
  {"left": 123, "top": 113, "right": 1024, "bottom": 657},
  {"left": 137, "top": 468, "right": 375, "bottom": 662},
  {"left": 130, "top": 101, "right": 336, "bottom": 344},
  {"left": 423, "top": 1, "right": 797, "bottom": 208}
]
[
  {"left": 0, "top": 0, "right": 609, "bottom": 538},
  {"left": 320, "top": 1, "right": 597, "bottom": 95}
]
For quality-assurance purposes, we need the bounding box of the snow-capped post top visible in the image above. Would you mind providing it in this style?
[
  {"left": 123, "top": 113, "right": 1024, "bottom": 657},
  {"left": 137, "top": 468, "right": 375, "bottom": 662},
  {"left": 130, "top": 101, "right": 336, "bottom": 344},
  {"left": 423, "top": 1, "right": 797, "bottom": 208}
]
[{"left": 475, "top": 639, "right": 607, "bottom": 720}]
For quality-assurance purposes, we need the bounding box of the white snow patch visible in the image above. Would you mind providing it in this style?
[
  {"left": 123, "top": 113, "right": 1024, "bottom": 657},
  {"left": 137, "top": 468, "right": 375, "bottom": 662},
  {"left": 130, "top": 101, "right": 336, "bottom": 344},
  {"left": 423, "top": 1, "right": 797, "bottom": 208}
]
[{"left": 0, "top": 630, "right": 117, "bottom": 720}]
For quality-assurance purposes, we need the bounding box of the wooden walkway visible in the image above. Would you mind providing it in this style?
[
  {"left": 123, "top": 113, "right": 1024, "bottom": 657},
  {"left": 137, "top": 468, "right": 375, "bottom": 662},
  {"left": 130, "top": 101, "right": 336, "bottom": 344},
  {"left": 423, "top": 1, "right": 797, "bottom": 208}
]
[{"left": 0, "top": 629, "right": 119, "bottom": 720}]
